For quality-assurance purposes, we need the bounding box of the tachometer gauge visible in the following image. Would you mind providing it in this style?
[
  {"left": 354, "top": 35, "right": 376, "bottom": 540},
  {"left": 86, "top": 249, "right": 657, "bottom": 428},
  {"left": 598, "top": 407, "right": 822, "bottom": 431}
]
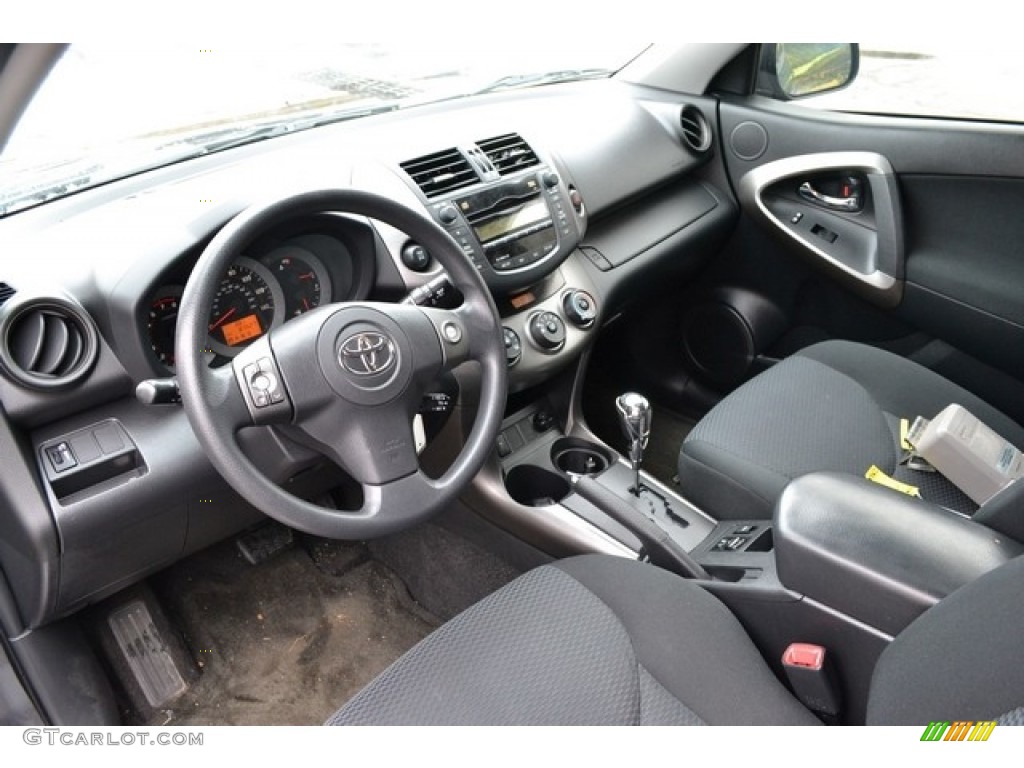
[
  {"left": 266, "top": 245, "right": 332, "bottom": 317},
  {"left": 206, "top": 258, "right": 284, "bottom": 358},
  {"left": 147, "top": 286, "right": 184, "bottom": 369}
]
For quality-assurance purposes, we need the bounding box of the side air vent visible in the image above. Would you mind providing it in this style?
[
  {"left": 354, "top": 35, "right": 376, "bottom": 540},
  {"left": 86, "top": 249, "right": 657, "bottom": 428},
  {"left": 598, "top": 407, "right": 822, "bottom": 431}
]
[
  {"left": 477, "top": 133, "right": 540, "bottom": 175},
  {"left": 0, "top": 298, "right": 99, "bottom": 390},
  {"left": 400, "top": 148, "right": 478, "bottom": 198},
  {"left": 0, "top": 282, "right": 14, "bottom": 308},
  {"left": 680, "top": 104, "right": 712, "bottom": 154}
]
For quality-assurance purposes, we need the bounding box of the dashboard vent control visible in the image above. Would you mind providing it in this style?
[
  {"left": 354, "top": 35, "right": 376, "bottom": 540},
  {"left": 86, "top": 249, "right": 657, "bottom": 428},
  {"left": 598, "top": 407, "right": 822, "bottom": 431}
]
[
  {"left": 464, "top": 145, "right": 500, "bottom": 182},
  {"left": 680, "top": 104, "right": 712, "bottom": 154},
  {"left": 400, "top": 148, "right": 478, "bottom": 198},
  {"left": 0, "top": 298, "right": 99, "bottom": 390},
  {"left": 477, "top": 133, "right": 540, "bottom": 175},
  {"left": 0, "top": 282, "right": 15, "bottom": 308}
]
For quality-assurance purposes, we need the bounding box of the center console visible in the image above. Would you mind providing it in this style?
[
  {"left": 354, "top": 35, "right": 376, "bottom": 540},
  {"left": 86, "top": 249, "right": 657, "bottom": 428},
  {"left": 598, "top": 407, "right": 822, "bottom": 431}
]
[{"left": 463, "top": 367, "right": 1024, "bottom": 723}]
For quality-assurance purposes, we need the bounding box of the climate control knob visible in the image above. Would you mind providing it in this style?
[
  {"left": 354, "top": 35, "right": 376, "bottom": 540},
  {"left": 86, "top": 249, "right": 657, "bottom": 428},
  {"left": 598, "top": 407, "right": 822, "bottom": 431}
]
[
  {"left": 562, "top": 290, "right": 597, "bottom": 328},
  {"left": 528, "top": 311, "right": 566, "bottom": 352},
  {"left": 503, "top": 327, "right": 522, "bottom": 367}
]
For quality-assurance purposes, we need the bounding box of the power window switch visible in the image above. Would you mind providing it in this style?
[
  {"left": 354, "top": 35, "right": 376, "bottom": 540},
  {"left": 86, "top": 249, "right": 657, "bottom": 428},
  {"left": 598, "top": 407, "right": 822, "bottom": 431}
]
[
  {"left": 496, "top": 434, "right": 512, "bottom": 458},
  {"left": 45, "top": 442, "right": 77, "bottom": 473}
]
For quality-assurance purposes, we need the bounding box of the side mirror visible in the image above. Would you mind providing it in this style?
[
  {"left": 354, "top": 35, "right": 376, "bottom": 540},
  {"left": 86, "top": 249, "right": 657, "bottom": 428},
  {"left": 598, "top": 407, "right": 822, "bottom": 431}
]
[{"left": 758, "top": 43, "right": 859, "bottom": 100}]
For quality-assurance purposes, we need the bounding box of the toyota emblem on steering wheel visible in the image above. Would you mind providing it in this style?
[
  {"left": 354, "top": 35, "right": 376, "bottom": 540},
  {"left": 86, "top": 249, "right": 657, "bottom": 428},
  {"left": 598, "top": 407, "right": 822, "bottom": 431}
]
[{"left": 338, "top": 331, "right": 397, "bottom": 376}]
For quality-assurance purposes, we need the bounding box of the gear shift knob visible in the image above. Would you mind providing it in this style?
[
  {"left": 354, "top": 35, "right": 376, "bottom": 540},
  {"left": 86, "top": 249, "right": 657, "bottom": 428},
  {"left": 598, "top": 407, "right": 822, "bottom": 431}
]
[{"left": 616, "top": 392, "right": 651, "bottom": 495}]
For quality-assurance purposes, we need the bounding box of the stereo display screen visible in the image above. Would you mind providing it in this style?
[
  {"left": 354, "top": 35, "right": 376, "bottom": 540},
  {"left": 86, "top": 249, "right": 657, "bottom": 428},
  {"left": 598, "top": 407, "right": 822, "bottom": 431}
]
[{"left": 472, "top": 198, "right": 548, "bottom": 244}]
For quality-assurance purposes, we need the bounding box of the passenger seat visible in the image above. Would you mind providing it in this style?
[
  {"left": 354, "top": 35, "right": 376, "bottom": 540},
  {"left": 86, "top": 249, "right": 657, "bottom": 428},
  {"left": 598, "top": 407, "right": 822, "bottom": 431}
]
[{"left": 677, "top": 340, "right": 1024, "bottom": 520}]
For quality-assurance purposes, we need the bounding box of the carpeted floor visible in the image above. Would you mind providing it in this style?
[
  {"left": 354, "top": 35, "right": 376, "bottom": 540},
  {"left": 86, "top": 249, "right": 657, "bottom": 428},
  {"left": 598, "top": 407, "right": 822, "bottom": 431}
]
[
  {"left": 144, "top": 538, "right": 438, "bottom": 726},
  {"left": 368, "top": 522, "right": 522, "bottom": 622}
]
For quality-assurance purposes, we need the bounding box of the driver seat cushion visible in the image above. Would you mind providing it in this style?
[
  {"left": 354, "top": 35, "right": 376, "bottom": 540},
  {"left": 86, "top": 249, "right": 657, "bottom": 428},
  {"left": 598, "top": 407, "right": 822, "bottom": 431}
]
[
  {"left": 327, "top": 554, "right": 819, "bottom": 726},
  {"left": 678, "top": 340, "right": 1024, "bottom": 520}
]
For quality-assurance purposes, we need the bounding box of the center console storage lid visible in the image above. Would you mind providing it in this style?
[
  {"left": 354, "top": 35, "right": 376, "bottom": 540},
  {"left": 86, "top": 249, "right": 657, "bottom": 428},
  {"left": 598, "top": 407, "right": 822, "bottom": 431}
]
[{"left": 775, "top": 472, "right": 1023, "bottom": 636}]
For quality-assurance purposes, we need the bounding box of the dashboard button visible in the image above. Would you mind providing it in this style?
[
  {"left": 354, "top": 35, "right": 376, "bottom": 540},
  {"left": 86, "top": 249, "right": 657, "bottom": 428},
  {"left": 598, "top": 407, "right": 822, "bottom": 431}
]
[
  {"left": 528, "top": 311, "right": 566, "bottom": 352},
  {"left": 45, "top": 442, "right": 77, "bottom": 473},
  {"left": 503, "top": 327, "right": 522, "bottom": 367},
  {"left": 401, "top": 243, "right": 431, "bottom": 272},
  {"left": 563, "top": 290, "right": 597, "bottom": 328}
]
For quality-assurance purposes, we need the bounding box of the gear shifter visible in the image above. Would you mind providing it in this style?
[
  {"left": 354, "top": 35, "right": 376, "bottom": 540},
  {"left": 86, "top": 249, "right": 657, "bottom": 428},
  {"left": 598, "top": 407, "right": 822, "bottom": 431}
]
[{"left": 616, "top": 392, "right": 652, "bottom": 496}]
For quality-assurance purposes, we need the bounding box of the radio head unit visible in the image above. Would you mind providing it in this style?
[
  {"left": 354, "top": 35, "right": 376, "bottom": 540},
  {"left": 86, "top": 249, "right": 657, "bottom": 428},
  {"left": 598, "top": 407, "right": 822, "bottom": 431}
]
[{"left": 426, "top": 169, "right": 582, "bottom": 292}]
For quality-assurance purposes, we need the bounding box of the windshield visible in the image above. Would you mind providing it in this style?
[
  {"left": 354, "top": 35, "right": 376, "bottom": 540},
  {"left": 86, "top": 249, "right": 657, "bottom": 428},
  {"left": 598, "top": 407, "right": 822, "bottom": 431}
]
[{"left": 0, "top": 44, "right": 647, "bottom": 216}]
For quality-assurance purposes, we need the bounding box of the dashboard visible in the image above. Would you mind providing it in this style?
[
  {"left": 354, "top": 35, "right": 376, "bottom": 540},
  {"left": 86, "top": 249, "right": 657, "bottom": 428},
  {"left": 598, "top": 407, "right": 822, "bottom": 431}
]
[{"left": 0, "top": 78, "right": 737, "bottom": 630}]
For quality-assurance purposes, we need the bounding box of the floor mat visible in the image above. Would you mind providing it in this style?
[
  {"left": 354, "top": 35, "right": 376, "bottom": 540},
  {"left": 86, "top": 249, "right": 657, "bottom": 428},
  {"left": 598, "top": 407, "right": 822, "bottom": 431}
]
[
  {"left": 144, "top": 539, "right": 437, "bottom": 726},
  {"left": 369, "top": 522, "right": 522, "bottom": 622}
]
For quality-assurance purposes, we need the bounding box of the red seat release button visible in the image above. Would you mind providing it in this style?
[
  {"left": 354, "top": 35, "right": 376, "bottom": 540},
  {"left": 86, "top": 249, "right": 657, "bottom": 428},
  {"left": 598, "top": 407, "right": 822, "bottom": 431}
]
[{"left": 782, "top": 643, "right": 826, "bottom": 670}]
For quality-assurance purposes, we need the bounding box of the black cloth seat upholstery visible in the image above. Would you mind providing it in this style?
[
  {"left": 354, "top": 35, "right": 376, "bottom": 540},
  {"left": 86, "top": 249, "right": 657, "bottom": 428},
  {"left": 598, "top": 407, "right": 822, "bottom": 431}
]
[
  {"left": 329, "top": 553, "right": 1024, "bottom": 726},
  {"left": 329, "top": 555, "right": 818, "bottom": 725},
  {"left": 677, "top": 340, "right": 1024, "bottom": 520}
]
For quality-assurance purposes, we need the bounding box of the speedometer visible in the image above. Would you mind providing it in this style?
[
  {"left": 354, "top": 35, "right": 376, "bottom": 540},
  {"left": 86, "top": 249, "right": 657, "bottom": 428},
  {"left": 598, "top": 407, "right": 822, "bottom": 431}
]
[{"left": 206, "top": 258, "right": 283, "bottom": 357}]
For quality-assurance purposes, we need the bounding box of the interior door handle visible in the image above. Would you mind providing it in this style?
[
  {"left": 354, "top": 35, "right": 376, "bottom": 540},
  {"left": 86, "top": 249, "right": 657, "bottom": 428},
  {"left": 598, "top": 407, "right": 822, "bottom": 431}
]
[{"left": 798, "top": 180, "right": 862, "bottom": 212}]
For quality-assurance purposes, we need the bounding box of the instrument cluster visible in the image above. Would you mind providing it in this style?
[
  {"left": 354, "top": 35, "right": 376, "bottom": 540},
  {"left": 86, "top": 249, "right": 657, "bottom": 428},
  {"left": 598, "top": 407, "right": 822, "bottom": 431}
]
[{"left": 146, "top": 228, "right": 365, "bottom": 371}]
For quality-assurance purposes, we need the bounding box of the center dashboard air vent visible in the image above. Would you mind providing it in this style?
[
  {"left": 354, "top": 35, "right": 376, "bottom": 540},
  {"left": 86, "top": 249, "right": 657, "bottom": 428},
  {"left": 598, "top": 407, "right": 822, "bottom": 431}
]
[
  {"left": 400, "top": 148, "right": 479, "bottom": 198},
  {"left": 0, "top": 282, "right": 15, "bottom": 308},
  {"left": 680, "top": 104, "right": 712, "bottom": 154},
  {"left": 477, "top": 133, "right": 540, "bottom": 175},
  {"left": 0, "top": 297, "right": 99, "bottom": 390}
]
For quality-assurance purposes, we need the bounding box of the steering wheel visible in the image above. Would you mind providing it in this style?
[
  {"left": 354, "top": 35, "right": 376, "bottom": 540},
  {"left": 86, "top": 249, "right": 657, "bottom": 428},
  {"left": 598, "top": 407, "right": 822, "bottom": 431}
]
[{"left": 176, "top": 189, "right": 507, "bottom": 538}]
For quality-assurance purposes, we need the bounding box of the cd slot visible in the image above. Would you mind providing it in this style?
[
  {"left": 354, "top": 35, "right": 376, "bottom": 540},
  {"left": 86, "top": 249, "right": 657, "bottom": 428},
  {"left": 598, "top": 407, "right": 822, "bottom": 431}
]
[
  {"left": 463, "top": 189, "right": 541, "bottom": 224},
  {"left": 471, "top": 197, "right": 551, "bottom": 248}
]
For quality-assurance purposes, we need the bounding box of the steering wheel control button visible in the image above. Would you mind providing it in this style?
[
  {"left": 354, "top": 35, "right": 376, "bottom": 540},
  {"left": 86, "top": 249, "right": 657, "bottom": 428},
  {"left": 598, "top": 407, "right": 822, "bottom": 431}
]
[
  {"left": 503, "top": 327, "right": 522, "bottom": 367},
  {"left": 246, "top": 357, "right": 285, "bottom": 408},
  {"left": 441, "top": 321, "right": 463, "bottom": 344},
  {"left": 563, "top": 289, "right": 597, "bottom": 328},
  {"left": 528, "top": 311, "right": 566, "bottom": 352}
]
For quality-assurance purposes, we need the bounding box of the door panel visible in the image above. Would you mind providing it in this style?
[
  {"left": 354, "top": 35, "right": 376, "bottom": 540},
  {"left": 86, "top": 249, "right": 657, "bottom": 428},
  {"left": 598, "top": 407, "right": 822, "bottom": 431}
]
[
  {"left": 737, "top": 151, "right": 904, "bottom": 307},
  {"left": 718, "top": 96, "right": 1024, "bottom": 382}
]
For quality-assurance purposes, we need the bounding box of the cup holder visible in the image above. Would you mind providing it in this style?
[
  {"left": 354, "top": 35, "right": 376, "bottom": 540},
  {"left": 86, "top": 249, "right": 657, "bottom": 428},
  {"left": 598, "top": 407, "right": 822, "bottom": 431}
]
[
  {"left": 504, "top": 465, "right": 571, "bottom": 507},
  {"left": 551, "top": 437, "right": 611, "bottom": 477}
]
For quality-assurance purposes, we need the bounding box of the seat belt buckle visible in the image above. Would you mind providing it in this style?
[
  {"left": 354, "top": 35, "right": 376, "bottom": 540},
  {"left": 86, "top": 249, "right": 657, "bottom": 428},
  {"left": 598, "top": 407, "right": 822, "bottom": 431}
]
[{"left": 781, "top": 642, "right": 842, "bottom": 720}]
